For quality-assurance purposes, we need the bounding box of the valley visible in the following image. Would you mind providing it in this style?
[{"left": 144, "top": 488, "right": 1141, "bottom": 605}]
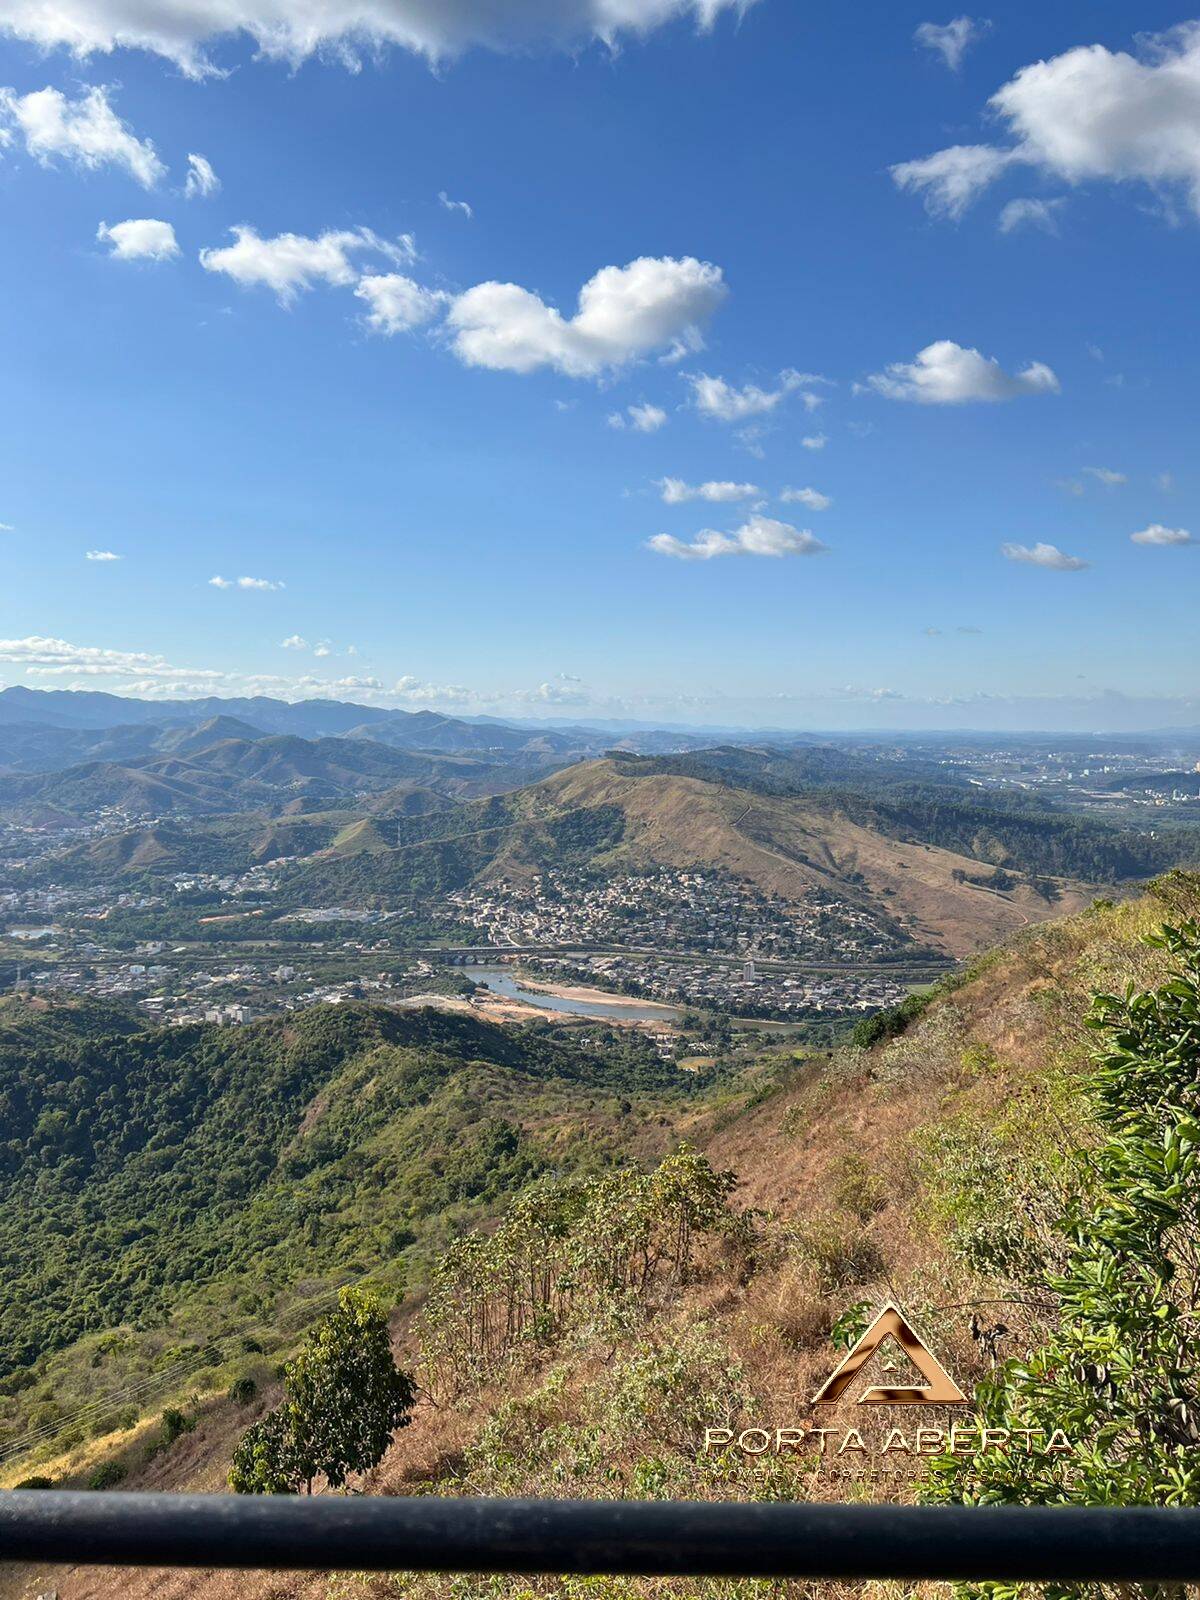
[{"left": 4, "top": 687, "right": 1198, "bottom": 1031}]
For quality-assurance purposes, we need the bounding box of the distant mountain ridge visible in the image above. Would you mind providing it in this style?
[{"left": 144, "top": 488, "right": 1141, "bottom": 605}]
[
  {"left": 0, "top": 725, "right": 553, "bottom": 821},
  {"left": 0, "top": 687, "right": 712, "bottom": 757},
  {"left": 0, "top": 685, "right": 571, "bottom": 749}
]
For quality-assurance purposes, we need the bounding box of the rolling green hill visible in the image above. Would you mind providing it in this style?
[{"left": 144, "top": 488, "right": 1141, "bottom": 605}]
[{"left": 0, "top": 997, "right": 691, "bottom": 1466}]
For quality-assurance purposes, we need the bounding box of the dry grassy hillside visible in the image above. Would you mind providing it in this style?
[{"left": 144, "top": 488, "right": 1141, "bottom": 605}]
[
  {"left": 496, "top": 760, "right": 1099, "bottom": 956},
  {"left": 12, "top": 878, "right": 1196, "bottom": 1600}
]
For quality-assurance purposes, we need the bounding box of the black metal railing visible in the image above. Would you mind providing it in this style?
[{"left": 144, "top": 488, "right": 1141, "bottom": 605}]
[{"left": 2, "top": 1495, "right": 1200, "bottom": 1582}]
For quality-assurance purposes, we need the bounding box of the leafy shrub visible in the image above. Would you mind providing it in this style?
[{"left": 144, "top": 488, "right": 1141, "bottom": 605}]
[
  {"left": 850, "top": 990, "right": 933, "bottom": 1049},
  {"left": 929, "top": 920, "right": 1200, "bottom": 1540},
  {"left": 161, "top": 1407, "right": 194, "bottom": 1443}
]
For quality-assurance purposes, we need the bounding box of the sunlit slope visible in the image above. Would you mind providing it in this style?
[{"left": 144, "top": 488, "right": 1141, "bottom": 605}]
[{"left": 286, "top": 756, "right": 1109, "bottom": 956}]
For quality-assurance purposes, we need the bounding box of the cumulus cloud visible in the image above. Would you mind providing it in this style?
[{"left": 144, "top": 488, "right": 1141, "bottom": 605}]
[
  {"left": 893, "top": 23, "right": 1200, "bottom": 221},
  {"left": 355, "top": 272, "right": 448, "bottom": 334},
  {"left": 199, "top": 225, "right": 415, "bottom": 305},
  {"left": 97, "top": 217, "right": 179, "bottom": 261},
  {"left": 0, "top": 84, "right": 163, "bottom": 186},
  {"left": 1131, "top": 523, "right": 1194, "bottom": 546},
  {"left": 656, "top": 477, "right": 759, "bottom": 503},
  {"left": 1084, "top": 466, "right": 1127, "bottom": 486},
  {"left": 915, "top": 15, "right": 990, "bottom": 71},
  {"left": 392, "top": 673, "right": 474, "bottom": 705},
  {"left": 648, "top": 513, "right": 828, "bottom": 561},
  {"left": 209, "top": 574, "right": 284, "bottom": 590},
  {"left": 85, "top": 549, "right": 121, "bottom": 560},
  {"left": 608, "top": 402, "right": 668, "bottom": 432},
  {"left": 684, "top": 368, "right": 817, "bottom": 421},
  {"left": 801, "top": 433, "right": 827, "bottom": 450},
  {"left": 0, "top": 0, "right": 755, "bottom": 77},
  {"left": 1001, "top": 541, "right": 1089, "bottom": 570},
  {"left": 780, "top": 485, "right": 831, "bottom": 509},
  {"left": 866, "top": 339, "right": 1059, "bottom": 403},
  {"left": 447, "top": 255, "right": 726, "bottom": 378},
  {"left": 280, "top": 634, "right": 308, "bottom": 649},
  {"left": 998, "top": 196, "right": 1065, "bottom": 233},
  {"left": 184, "top": 151, "right": 219, "bottom": 198},
  {"left": 438, "top": 190, "right": 472, "bottom": 218},
  {"left": 0, "top": 635, "right": 223, "bottom": 684}
]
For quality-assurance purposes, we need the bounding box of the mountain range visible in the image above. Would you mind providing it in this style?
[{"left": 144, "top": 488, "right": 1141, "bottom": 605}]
[{"left": 6, "top": 688, "right": 1199, "bottom": 960}]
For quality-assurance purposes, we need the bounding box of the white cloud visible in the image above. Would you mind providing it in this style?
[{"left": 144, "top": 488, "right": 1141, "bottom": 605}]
[
  {"left": 780, "top": 485, "right": 831, "bottom": 510},
  {"left": 210, "top": 575, "right": 284, "bottom": 590},
  {"left": 891, "top": 144, "right": 1017, "bottom": 220},
  {"left": 85, "top": 549, "right": 121, "bottom": 561},
  {"left": 801, "top": 433, "right": 827, "bottom": 450},
  {"left": 685, "top": 368, "right": 816, "bottom": 421},
  {"left": 866, "top": 339, "right": 1059, "bottom": 403},
  {"left": 1084, "top": 466, "right": 1127, "bottom": 486},
  {"left": 0, "top": 84, "right": 163, "bottom": 187},
  {"left": 438, "top": 190, "right": 472, "bottom": 219},
  {"left": 998, "top": 196, "right": 1065, "bottom": 234},
  {"left": 893, "top": 23, "right": 1200, "bottom": 221},
  {"left": 656, "top": 477, "right": 759, "bottom": 503},
  {"left": 0, "top": 0, "right": 755, "bottom": 77},
  {"left": 1001, "top": 541, "right": 1089, "bottom": 571},
  {"left": 184, "top": 151, "right": 219, "bottom": 198},
  {"left": 0, "top": 522, "right": 12, "bottom": 532},
  {"left": 915, "top": 15, "right": 990, "bottom": 71},
  {"left": 1131, "top": 523, "right": 1194, "bottom": 546},
  {"left": 0, "top": 635, "right": 223, "bottom": 683},
  {"left": 355, "top": 273, "right": 447, "bottom": 334},
  {"left": 97, "top": 217, "right": 179, "bottom": 261},
  {"left": 448, "top": 255, "right": 725, "bottom": 377},
  {"left": 393, "top": 673, "right": 474, "bottom": 705},
  {"left": 512, "top": 673, "right": 589, "bottom": 706},
  {"left": 608, "top": 402, "right": 668, "bottom": 432},
  {"left": 199, "top": 225, "right": 415, "bottom": 305},
  {"left": 648, "top": 512, "right": 828, "bottom": 561},
  {"left": 280, "top": 634, "right": 308, "bottom": 649}
]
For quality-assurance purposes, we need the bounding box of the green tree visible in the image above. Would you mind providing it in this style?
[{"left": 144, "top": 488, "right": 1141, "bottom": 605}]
[
  {"left": 229, "top": 1406, "right": 302, "bottom": 1495},
  {"left": 928, "top": 921, "right": 1200, "bottom": 1583},
  {"left": 230, "top": 1289, "right": 415, "bottom": 1495}
]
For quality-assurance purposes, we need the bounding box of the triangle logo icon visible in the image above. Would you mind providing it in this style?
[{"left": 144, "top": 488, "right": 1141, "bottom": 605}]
[{"left": 811, "top": 1302, "right": 967, "bottom": 1406}]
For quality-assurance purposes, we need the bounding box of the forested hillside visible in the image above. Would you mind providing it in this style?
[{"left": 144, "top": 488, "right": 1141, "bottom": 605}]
[{"left": 0, "top": 999, "right": 693, "bottom": 1471}]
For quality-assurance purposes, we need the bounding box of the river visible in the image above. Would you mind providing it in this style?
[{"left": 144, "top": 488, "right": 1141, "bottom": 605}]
[{"left": 467, "top": 967, "right": 681, "bottom": 1023}]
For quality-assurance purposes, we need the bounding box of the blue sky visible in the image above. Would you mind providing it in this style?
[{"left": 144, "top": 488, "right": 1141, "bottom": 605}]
[{"left": 0, "top": 0, "right": 1197, "bottom": 731}]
